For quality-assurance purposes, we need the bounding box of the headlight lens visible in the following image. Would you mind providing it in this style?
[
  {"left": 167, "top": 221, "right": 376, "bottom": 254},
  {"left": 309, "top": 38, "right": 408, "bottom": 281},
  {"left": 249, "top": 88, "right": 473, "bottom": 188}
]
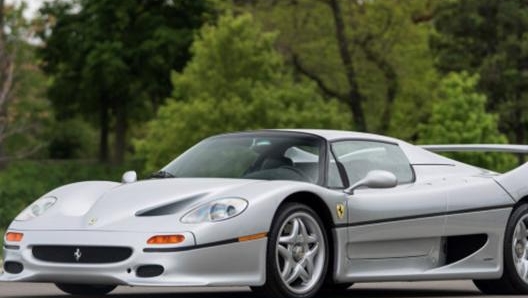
[
  {"left": 15, "top": 196, "right": 57, "bottom": 221},
  {"left": 181, "top": 198, "right": 248, "bottom": 223}
]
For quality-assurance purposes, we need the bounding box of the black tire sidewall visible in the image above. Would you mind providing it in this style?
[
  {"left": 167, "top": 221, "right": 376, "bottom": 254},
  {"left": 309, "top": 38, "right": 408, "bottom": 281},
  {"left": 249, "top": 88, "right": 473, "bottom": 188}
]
[
  {"left": 266, "top": 203, "right": 329, "bottom": 298},
  {"left": 504, "top": 204, "right": 528, "bottom": 293}
]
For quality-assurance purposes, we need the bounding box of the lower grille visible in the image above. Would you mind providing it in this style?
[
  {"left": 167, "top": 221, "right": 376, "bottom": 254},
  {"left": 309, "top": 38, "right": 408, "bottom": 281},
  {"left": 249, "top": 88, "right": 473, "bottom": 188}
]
[{"left": 32, "top": 245, "right": 133, "bottom": 264}]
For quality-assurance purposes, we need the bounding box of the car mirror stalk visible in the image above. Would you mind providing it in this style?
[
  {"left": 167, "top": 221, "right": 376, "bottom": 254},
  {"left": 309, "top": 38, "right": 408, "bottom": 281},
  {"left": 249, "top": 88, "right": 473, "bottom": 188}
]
[{"left": 344, "top": 170, "right": 397, "bottom": 195}]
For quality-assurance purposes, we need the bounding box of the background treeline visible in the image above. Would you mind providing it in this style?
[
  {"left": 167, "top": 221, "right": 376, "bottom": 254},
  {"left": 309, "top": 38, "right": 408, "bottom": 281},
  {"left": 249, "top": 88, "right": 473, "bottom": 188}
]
[{"left": 0, "top": 0, "right": 525, "bottom": 229}]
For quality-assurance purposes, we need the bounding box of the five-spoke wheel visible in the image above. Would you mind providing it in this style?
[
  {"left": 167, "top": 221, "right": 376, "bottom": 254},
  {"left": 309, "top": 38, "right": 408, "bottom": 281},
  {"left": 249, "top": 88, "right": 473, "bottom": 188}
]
[
  {"left": 252, "top": 203, "right": 328, "bottom": 298},
  {"left": 512, "top": 213, "right": 528, "bottom": 283},
  {"left": 474, "top": 204, "right": 528, "bottom": 294}
]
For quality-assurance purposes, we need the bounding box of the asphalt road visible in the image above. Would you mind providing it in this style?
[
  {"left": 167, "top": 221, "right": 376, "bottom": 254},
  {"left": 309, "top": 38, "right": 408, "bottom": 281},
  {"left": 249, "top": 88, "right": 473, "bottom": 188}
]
[{"left": 0, "top": 280, "right": 524, "bottom": 298}]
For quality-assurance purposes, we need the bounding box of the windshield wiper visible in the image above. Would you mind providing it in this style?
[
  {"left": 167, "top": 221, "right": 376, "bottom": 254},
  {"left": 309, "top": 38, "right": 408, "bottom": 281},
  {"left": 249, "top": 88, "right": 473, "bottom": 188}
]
[{"left": 149, "top": 170, "right": 176, "bottom": 179}]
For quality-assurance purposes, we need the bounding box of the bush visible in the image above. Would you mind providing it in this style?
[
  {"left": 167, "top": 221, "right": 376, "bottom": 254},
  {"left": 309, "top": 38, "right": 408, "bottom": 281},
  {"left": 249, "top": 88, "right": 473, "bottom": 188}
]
[
  {"left": 418, "top": 72, "right": 517, "bottom": 172},
  {"left": 48, "top": 118, "right": 98, "bottom": 159},
  {"left": 135, "top": 13, "right": 352, "bottom": 172}
]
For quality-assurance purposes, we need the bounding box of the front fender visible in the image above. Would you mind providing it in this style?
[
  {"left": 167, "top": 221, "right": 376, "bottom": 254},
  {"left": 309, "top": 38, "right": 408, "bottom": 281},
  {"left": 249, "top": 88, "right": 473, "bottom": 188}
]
[{"left": 186, "top": 181, "right": 346, "bottom": 245}]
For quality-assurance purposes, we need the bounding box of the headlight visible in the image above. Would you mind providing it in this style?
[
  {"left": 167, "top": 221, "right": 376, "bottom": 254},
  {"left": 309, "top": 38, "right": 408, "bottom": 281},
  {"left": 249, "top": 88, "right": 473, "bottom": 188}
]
[
  {"left": 181, "top": 198, "right": 248, "bottom": 223},
  {"left": 15, "top": 196, "right": 57, "bottom": 221}
]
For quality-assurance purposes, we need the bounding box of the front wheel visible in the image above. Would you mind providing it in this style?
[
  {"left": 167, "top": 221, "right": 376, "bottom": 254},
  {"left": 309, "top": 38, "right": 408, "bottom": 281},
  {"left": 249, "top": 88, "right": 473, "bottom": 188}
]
[
  {"left": 252, "top": 203, "right": 329, "bottom": 298},
  {"left": 473, "top": 204, "right": 528, "bottom": 294},
  {"left": 55, "top": 283, "right": 116, "bottom": 296}
]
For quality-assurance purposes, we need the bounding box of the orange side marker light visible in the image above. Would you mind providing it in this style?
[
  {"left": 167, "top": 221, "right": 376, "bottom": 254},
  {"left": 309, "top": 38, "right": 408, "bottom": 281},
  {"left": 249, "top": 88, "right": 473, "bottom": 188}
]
[
  {"left": 238, "top": 232, "right": 268, "bottom": 242},
  {"left": 147, "top": 234, "right": 185, "bottom": 245},
  {"left": 5, "top": 232, "right": 24, "bottom": 242}
]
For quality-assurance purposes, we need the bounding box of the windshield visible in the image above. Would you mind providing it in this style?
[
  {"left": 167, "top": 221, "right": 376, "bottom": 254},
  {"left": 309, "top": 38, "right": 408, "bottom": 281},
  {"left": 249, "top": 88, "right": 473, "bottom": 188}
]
[{"left": 161, "top": 133, "right": 323, "bottom": 183}]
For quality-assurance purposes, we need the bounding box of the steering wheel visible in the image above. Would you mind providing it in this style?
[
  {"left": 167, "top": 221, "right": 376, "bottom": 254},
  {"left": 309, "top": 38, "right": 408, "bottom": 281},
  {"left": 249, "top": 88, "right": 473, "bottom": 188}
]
[{"left": 279, "top": 166, "right": 314, "bottom": 183}]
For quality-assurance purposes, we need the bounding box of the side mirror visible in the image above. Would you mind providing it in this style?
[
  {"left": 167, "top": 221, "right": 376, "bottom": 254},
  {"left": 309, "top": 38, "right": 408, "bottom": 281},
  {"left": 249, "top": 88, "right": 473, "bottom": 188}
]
[
  {"left": 344, "top": 170, "right": 397, "bottom": 194},
  {"left": 122, "top": 171, "right": 137, "bottom": 184}
]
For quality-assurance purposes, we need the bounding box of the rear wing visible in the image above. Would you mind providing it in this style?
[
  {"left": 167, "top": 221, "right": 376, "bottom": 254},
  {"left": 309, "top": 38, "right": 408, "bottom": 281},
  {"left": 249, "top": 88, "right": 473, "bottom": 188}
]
[
  {"left": 420, "top": 144, "right": 528, "bottom": 202},
  {"left": 421, "top": 144, "right": 528, "bottom": 154}
]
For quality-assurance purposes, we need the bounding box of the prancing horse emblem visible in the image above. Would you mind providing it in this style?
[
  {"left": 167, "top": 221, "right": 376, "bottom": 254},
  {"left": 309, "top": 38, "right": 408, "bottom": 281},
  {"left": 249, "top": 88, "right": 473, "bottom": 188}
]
[
  {"left": 336, "top": 203, "right": 345, "bottom": 219},
  {"left": 74, "top": 248, "right": 82, "bottom": 262}
]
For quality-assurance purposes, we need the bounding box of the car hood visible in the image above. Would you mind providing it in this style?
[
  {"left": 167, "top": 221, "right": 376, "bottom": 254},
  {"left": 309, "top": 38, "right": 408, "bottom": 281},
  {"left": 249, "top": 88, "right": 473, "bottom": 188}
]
[{"left": 11, "top": 178, "right": 263, "bottom": 231}]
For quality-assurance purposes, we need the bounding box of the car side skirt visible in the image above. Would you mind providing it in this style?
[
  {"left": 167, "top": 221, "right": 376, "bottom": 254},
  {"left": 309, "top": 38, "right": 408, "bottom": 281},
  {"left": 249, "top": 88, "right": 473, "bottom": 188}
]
[{"left": 333, "top": 208, "right": 509, "bottom": 282}]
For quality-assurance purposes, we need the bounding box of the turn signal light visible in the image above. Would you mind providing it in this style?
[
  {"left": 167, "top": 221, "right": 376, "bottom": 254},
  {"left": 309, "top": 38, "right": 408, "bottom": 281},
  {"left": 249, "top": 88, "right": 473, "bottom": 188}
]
[
  {"left": 147, "top": 234, "right": 185, "bottom": 245},
  {"left": 238, "top": 232, "right": 267, "bottom": 242},
  {"left": 5, "top": 232, "right": 24, "bottom": 242}
]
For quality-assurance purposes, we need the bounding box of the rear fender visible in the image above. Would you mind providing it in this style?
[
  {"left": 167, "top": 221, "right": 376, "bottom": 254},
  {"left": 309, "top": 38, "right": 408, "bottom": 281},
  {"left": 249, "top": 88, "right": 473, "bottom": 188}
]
[{"left": 494, "top": 163, "right": 528, "bottom": 202}]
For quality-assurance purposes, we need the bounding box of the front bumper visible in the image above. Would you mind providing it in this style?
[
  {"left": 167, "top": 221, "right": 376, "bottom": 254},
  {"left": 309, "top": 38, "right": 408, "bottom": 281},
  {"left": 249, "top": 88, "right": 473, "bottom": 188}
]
[{"left": 1, "top": 230, "right": 267, "bottom": 286}]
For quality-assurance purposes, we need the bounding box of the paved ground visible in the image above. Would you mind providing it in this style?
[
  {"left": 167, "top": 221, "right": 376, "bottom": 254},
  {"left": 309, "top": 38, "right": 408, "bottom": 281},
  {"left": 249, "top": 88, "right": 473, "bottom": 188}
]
[{"left": 0, "top": 280, "right": 524, "bottom": 298}]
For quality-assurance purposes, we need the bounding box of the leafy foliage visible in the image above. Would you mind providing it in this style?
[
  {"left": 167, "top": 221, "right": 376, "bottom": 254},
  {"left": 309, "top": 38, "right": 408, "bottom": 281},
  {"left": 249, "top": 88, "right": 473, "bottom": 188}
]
[
  {"left": 47, "top": 118, "right": 97, "bottom": 159},
  {"left": 37, "top": 0, "right": 214, "bottom": 162},
  {"left": 432, "top": 0, "right": 528, "bottom": 147},
  {"left": 418, "top": 72, "right": 516, "bottom": 172},
  {"left": 0, "top": 2, "right": 53, "bottom": 162},
  {"left": 135, "top": 13, "right": 351, "bottom": 172},
  {"left": 235, "top": 0, "right": 439, "bottom": 139}
]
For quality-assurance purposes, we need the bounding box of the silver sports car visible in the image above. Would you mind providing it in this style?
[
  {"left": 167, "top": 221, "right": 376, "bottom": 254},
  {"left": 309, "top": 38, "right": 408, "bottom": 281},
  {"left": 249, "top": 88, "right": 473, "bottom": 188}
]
[{"left": 2, "top": 129, "right": 528, "bottom": 298}]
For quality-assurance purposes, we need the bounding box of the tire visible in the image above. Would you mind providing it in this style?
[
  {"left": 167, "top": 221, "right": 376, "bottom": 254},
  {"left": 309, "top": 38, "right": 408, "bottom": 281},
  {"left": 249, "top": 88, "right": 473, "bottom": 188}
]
[
  {"left": 473, "top": 204, "right": 528, "bottom": 294},
  {"left": 252, "top": 203, "right": 329, "bottom": 298},
  {"left": 55, "top": 283, "right": 116, "bottom": 296}
]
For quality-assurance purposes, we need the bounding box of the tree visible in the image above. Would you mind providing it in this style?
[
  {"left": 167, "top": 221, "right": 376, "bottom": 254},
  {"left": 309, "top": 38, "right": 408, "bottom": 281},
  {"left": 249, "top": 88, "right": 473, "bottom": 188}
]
[
  {"left": 37, "top": 0, "right": 214, "bottom": 163},
  {"left": 432, "top": 0, "right": 528, "bottom": 163},
  {"left": 0, "top": 0, "right": 16, "bottom": 163},
  {"left": 418, "top": 72, "right": 516, "bottom": 172},
  {"left": 233, "top": 0, "right": 438, "bottom": 139},
  {"left": 135, "top": 13, "right": 351, "bottom": 172},
  {"left": 0, "top": 1, "right": 51, "bottom": 166}
]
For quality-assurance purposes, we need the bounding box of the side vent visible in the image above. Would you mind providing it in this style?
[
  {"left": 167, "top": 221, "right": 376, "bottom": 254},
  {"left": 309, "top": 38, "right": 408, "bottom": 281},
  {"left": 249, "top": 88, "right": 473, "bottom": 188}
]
[
  {"left": 135, "top": 194, "right": 205, "bottom": 217},
  {"left": 445, "top": 234, "right": 487, "bottom": 265}
]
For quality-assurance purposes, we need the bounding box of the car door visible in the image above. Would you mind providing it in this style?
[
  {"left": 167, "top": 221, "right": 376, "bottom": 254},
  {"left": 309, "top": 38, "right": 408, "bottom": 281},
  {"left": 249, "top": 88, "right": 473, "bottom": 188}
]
[{"left": 330, "top": 140, "right": 448, "bottom": 279}]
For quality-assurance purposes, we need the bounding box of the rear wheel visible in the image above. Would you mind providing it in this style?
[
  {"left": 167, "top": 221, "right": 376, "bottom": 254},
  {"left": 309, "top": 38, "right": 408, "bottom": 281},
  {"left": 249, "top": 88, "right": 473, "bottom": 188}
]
[
  {"left": 252, "top": 203, "right": 328, "bottom": 298},
  {"left": 55, "top": 283, "right": 116, "bottom": 296},
  {"left": 473, "top": 204, "right": 528, "bottom": 294}
]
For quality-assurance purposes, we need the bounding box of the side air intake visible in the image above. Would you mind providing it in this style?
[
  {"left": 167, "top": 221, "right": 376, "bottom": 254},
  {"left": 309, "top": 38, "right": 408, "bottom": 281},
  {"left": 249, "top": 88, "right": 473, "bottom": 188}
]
[{"left": 445, "top": 234, "right": 488, "bottom": 265}]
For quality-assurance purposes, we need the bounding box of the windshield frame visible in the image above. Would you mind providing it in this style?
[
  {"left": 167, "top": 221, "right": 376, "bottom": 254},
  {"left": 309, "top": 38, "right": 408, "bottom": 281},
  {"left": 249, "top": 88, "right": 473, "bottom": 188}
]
[{"left": 160, "top": 131, "right": 329, "bottom": 186}]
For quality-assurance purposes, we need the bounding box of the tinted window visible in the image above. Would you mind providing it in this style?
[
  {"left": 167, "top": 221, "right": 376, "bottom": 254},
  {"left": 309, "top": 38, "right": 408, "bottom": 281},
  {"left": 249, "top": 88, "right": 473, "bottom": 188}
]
[
  {"left": 162, "top": 134, "right": 323, "bottom": 183},
  {"left": 331, "top": 141, "right": 414, "bottom": 185}
]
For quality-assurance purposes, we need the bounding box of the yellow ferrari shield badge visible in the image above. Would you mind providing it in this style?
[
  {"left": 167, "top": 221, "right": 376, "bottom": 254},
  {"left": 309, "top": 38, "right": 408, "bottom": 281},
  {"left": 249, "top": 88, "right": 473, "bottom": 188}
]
[{"left": 336, "top": 203, "right": 345, "bottom": 219}]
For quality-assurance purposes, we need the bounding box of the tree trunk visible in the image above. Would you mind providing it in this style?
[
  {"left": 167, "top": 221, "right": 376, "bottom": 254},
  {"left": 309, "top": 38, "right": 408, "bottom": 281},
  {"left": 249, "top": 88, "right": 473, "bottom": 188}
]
[
  {"left": 360, "top": 42, "right": 398, "bottom": 133},
  {"left": 98, "top": 98, "right": 109, "bottom": 163},
  {"left": 114, "top": 105, "right": 127, "bottom": 165},
  {"left": 328, "top": 0, "right": 367, "bottom": 131},
  {"left": 0, "top": 0, "right": 11, "bottom": 168},
  {"left": 346, "top": 89, "right": 366, "bottom": 132}
]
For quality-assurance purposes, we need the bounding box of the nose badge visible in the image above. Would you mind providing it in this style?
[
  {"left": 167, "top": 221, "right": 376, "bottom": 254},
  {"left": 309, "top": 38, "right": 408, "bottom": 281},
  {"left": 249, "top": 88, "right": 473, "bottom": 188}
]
[{"left": 74, "top": 248, "right": 82, "bottom": 262}]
